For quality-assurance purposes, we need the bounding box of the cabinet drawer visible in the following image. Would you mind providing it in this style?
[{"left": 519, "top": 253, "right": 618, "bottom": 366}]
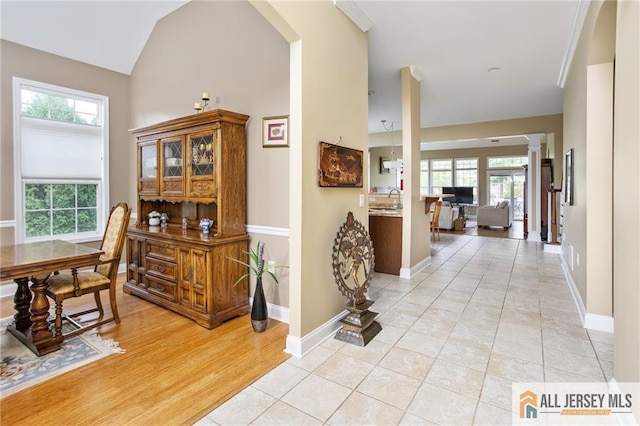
[
  {"left": 146, "top": 257, "right": 177, "bottom": 282},
  {"left": 146, "top": 241, "right": 177, "bottom": 262},
  {"left": 146, "top": 276, "right": 177, "bottom": 302}
]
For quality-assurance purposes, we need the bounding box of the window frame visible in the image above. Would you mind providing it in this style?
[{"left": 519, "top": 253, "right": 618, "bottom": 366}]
[
  {"left": 13, "top": 77, "right": 109, "bottom": 243},
  {"left": 420, "top": 159, "right": 430, "bottom": 195},
  {"left": 487, "top": 155, "right": 528, "bottom": 169},
  {"left": 429, "top": 158, "right": 453, "bottom": 194},
  {"left": 454, "top": 157, "right": 479, "bottom": 204}
]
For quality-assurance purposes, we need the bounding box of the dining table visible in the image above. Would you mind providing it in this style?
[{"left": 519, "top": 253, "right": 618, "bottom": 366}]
[{"left": 0, "top": 239, "right": 104, "bottom": 356}]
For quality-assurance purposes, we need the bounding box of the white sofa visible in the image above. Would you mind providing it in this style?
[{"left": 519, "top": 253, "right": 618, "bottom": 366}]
[
  {"left": 429, "top": 201, "right": 460, "bottom": 230},
  {"left": 477, "top": 200, "right": 512, "bottom": 228}
]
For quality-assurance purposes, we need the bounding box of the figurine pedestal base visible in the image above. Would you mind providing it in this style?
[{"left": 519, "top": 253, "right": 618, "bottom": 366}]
[{"left": 334, "top": 299, "right": 382, "bottom": 346}]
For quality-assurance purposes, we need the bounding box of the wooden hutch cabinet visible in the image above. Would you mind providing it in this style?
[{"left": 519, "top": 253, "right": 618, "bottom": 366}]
[{"left": 125, "top": 110, "right": 250, "bottom": 329}]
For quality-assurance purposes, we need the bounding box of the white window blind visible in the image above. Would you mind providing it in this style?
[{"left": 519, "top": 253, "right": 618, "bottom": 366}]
[
  {"left": 21, "top": 116, "right": 103, "bottom": 179},
  {"left": 13, "top": 77, "right": 109, "bottom": 243}
]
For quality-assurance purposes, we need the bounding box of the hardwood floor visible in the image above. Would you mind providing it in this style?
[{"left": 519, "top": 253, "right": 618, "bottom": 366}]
[
  {"left": 440, "top": 219, "right": 525, "bottom": 240},
  {"left": 0, "top": 275, "right": 290, "bottom": 425}
]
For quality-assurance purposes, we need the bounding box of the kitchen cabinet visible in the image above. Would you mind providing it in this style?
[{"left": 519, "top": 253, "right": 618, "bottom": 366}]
[{"left": 368, "top": 214, "right": 402, "bottom": 275}]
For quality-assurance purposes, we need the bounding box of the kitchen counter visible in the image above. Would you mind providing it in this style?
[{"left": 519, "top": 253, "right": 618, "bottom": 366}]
[{"left": 368, "top": 208, "right": 402, "bottom": 217}]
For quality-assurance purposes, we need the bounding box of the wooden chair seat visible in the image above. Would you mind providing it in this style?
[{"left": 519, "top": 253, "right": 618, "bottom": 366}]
[
  {"left": 47, "top": 271, "right": 111, "bottom": 295},
  {"left": 45, "top": 202, "right": 131, "bottom": 339}
]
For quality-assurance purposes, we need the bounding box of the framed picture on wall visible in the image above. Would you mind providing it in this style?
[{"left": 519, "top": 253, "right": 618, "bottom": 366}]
[
  {"left": 564, "top": 148, "right": 574, "bottom": 205},
  {"left": 262, "top": 116, "right": 289, "bottom": 147},
  {"left": 317, "top": 141, "right": 363, "bottom": 187},
  {"left": 380, "top": 157, "right": 390, "bottom": 174}
]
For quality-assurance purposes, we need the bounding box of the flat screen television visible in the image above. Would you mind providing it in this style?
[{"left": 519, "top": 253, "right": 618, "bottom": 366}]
[{"left": 442, "top": 186, "right": 474, "bottom": 205}]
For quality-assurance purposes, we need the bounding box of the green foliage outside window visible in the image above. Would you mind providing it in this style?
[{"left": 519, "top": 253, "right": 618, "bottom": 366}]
[
  {"left": 24, "top": 183, "right": 98, "bottom": 239},
  {"left": 21, "top": 93, "right": 95, "bottom": 125}
]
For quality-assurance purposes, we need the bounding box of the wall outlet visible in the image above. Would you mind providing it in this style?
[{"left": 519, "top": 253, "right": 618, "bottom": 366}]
[
  {"left": 359, "top": 194, "right": 365, "bottom": 207},
  {"left": 267, "top": 260, "right": 276, "bottom": 271}
]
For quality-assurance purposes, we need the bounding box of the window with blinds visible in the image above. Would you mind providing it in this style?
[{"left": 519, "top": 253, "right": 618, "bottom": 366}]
[{"left": 13, "top": 78, "right": 109, "bottom": 243}]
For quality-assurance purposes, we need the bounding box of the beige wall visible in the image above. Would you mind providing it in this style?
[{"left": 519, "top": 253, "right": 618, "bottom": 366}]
[
  {"left": 0, "top": 40, "right": 131, "bottom": 247},
  {"left": 402, "top": 67, "right": 430, "bottom": 273},
  {"left": 563, "top": 9, "right": 590, "bottom": 307},
  {"left": 254, "top": 1, "right": 368, "bottom": 338},
  {"left": 586, "top": 62, "right": 613, "bottom": 317},
  {"left": 129, "top": 1, "right": 291, "bottom": 308},
  {"left": 612, "top": 0, "right": 640, "bottom": 386},
  {"left": 563, "top": 0, "right": 616, "bottom": 318},
  {"left": 564, "top": 0, "right": 640, "bottom": 387}
]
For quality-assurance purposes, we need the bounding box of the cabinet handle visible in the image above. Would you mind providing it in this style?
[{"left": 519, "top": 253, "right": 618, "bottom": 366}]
[
  {"left": 156, "top": 266, "right": 166, "bottom": 273},
  {"left": 157, "top": 284, "right": 165, "bottom": 292}
]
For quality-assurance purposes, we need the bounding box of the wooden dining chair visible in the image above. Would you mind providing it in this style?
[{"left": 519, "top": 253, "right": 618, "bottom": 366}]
[
  {"left": 430, "top": 200, "right": 443, "bottom": 242},
  {"left": 46, "top": 202, "right": 131, "bottom": 338}
]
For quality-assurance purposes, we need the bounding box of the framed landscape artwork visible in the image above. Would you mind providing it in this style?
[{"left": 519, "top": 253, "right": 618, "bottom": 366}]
[{"left": 318, "top": 141, "right": 363, "bottom": 188}]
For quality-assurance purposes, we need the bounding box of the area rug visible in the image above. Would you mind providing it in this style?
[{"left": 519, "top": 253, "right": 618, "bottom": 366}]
[{"left": 0, "top": 317, "right": 125, "bottom": 398}]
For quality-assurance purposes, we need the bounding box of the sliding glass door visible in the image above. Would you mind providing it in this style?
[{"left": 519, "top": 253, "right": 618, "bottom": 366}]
[{"left": 488, "top": 172, "right": 525, "bottom": 220}]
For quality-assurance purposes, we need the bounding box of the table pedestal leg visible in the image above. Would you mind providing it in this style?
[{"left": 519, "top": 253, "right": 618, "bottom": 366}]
[
  {"left": 12, "top": 277, "right": 32, "bottom": 331},
  {"left": 7, "top": 274, "right": 62, "bottom": 356}
]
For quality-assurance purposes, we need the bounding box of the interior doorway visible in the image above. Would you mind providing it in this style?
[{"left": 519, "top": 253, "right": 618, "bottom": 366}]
[{"left": 487, "top": 171, "right": 525, "bottom": 220}]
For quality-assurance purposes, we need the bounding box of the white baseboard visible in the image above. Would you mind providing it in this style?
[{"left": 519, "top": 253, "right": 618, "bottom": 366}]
[
  {"left": 560, "top": 256, "right": 586, "bottom": 323},
  {"left": 543, "top": 243, "right": 563, "bottom": 254},
  {"left": 399, "top": 255, "right": 431, "bottom": 279},
  {"left": 585, "top": 313, "right": 614, "bottom": 333},
  {"left": 249, "top": 296, "right": 289, "bottom": 324},
  {"left": 246, "top": 224, "right": 290, "bottom": 238},
  {"left": 284, "top": 309, "right": 345, "bottom": 358},
  {"left": 560, "top": 256, "right": 614, "bottom": 334}
]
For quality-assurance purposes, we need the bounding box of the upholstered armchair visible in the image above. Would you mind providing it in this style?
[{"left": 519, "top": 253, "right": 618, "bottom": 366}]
[
  {"left": 477, "top": 200, "right": 512, "bottom": 228},
  {"left": 46, "top": 202, "right": 131, "bottom": 339},
  {"left": 429, "top": 201, "right": 460, "bottom": 230}
]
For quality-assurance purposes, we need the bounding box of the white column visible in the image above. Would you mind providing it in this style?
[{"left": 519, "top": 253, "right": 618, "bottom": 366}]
[{"left": 526, "top": 134, "right": 543, "bottom": 239}]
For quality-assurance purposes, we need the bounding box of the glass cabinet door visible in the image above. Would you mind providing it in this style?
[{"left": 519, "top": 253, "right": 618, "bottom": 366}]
[
  {"left": 139, "top": 141, "right": 158, "bottom": 196},
  {"left": 163, "top": 139, "right": 183, "bottom": 177},
  {"left": 160, "top": 137, "right": 184, "bottom": 197},
  {"left": 189, "top": 133, "right": 214, "bottom": 177},
  {"left": 141, "top": 143, "right": 157, "bottom": 178},
  {"left": 187, "top": 131, "right": 216, "bottom": 199}
]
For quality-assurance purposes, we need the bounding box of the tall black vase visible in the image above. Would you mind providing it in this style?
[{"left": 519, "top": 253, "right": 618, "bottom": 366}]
[{"left": 251, "top": 277, "right": 268, "bottom": 332}]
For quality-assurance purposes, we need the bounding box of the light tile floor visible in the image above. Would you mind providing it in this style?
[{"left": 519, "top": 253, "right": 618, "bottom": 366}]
[{"left": 195, "top": 234, "right": 614, "bottom": 425}]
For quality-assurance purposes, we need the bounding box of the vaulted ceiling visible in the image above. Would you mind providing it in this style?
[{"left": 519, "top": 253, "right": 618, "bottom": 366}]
[{"left": 1, "top": 0, "right": 578, "bottom": 135}]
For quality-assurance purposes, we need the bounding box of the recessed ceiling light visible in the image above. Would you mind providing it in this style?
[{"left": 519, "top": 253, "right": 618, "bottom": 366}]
[{"left": 487, "top": 67, "right": 502, "bottom": 72}]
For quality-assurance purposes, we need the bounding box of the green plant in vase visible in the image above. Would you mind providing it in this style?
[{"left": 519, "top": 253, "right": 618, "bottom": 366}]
[{"left": 227, "top": 241, "right": 287, "bottom": 332}]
